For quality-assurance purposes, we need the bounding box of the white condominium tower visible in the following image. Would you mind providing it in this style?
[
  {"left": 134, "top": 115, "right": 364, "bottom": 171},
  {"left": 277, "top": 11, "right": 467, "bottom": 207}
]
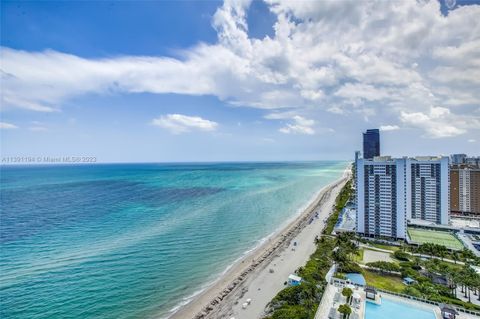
[
  {"left": 409, "top": 157, "right": 450, "bottom": 224},
  {"left": 356, "top": 156, "right": 407, "bottom": 239},
  {"left": 356, "top": 156, "right": 449, "bottom": 239}
]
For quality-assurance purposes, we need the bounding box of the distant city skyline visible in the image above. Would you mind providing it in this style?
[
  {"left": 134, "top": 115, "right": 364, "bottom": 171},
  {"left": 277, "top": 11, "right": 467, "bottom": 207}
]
[{"left": 1, "top": 0, "right": 479, "bottom": 162}]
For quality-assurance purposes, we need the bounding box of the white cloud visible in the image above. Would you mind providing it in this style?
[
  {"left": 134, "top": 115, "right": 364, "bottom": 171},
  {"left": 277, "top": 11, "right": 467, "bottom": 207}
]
[
  {"left": 380, "top": 125, "right": 400, "bottom": 131},
  {"left": 399, "top": 106, "right": 470, "bottom": 138},
  {"left": 264, "top": 111, "right": 297, "bottom": 120},
  {"left": 279, "top": 124, "right": 314, "bottom": 135},
  {"left": 334, "top": 83, "right": 390, "bottom": 102},
  {"left": 429, "top": 66, "right": 480, "bottom": 85},
  {"left": 279, "top": 115, "right": 315, "bottom": 135},
  {"left": 327, "top": 105, "right": 346, "bottom": 115},
  {"left": 0, "top": 121, "right": 18, "bottom": 129},
  {"left": 432, "top": 39, "right": 480, "bottom": 64},
  {"left": 1, "top": 0, "right": 480, "bottom": 139},
  {"left": 151, "top": 114, "right": 218, "bottom": 134},
  {"left": 468, "top": 139, "right": 476, "bottom": 143}
]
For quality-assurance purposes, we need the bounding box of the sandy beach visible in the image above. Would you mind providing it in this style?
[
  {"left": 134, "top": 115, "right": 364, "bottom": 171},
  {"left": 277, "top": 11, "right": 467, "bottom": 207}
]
[{"left": 170, "top": 168, "right": 351, "bottom": 319}]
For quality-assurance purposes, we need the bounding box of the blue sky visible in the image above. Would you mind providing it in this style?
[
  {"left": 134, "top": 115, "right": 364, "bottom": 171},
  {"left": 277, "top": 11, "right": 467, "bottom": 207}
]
[{"left": 1, "top": 0, "right": 479, "bottom": 162}]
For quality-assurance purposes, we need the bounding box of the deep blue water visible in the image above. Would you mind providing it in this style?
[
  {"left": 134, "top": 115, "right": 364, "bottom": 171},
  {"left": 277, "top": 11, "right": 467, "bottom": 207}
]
[{"left": 0, "top": 162, "right": 346, "bottom": 318}]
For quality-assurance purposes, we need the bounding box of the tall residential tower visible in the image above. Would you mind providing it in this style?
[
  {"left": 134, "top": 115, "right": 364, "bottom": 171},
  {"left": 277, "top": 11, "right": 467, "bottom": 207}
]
[
  {"left": 450, "top": 164, "right": 480, "bottom": 216},
  {"left": 409, "top": 157, "right": 450, "bottom": 224},
  {"left": 356, "top": 156, "right": 449, "bottom": 239},
  {"left": 356, "top": 156, "right": 407, "bottom": 239},
  {"left": 363, "top": 129, "right": 380, "bottom": 159}
]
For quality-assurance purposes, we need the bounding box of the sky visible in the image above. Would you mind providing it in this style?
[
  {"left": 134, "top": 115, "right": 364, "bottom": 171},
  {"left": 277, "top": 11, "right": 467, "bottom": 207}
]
[{"left": 1, "top": 0, "right": 479, "bottom": 163}]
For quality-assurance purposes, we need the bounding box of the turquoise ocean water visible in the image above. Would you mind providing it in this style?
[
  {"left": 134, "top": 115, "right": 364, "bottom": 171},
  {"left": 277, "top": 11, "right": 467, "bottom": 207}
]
[{"left": 0, "top": 162, "right": 347, "bottom": 319}]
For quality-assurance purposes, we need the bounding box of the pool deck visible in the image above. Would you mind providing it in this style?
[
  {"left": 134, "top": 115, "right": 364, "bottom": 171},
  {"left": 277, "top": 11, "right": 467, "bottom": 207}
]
[
  {"left": 316, "top": 283, "right": 480, "bottom": 319},
  {"left": 315, "top": 283, "right": 365, "bottom": 319},
  {"left": 379, "top": 294, "right": 442, "bottom": 319}
]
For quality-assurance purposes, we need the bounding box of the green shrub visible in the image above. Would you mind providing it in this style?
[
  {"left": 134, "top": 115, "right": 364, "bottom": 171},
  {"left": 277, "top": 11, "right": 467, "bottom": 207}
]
[
  {"left": 394, "top": 250, "right": 410, "bottom": 261},
  {"left": 366, "top": 261, "right": 401, "bottom": 273},
  {"left": 403, "top": 286, "right": 422, "bottom": 297},
  {"left": 338, "top": 262, "right": 363, "bottom": 274},
  {"left": 265, "top": 305, "right": 312, "bottom": 319}
]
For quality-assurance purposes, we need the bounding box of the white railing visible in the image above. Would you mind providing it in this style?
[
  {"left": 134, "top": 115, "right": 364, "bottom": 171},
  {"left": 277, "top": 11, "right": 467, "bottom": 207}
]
[
  {"left": 325, "top": 264, "right": 338, "bottom": 282},
  {"left": 331, "top": 277, "right": 364, "bottom": 288}
]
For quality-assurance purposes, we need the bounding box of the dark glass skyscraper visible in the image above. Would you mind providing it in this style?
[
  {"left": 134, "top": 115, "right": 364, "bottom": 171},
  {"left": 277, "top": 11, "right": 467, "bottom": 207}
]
[{"left": 363, "top": 129, "right": 380, "bottom": 159}]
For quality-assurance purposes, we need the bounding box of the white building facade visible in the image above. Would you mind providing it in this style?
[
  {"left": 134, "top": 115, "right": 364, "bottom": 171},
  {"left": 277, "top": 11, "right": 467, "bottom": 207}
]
[
  {"left": 356, "top": 156, "right": 449, "bottom": 239},
  {"left": 459, "top": 169, "right": 471, "bottom": 212},
  {"left": 408, "top": 157, "right": 449, "bottom": 225}
]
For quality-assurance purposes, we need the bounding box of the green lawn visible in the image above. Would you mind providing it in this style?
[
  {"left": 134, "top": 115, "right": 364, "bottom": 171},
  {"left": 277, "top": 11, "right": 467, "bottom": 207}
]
[
  {"left": 407, "top": 228, "right": 464, "bottom": 250},
  {"left": 363, "top": 270, "right": 405, "bottom": 293}
]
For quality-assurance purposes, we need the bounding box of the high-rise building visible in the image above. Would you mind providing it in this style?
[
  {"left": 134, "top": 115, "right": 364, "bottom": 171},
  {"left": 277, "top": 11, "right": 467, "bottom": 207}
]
[
  {"left": 465, "top": 156, "right": 480, "bottom": 167},
  {"left": 450, "top": 164, "right": 480, "bottom": 216},
  {"left": 451, "top": 154, "right": 467, "bottom": 165},
  {"left": 363, "top": 129, "right": 380, "bottom": 159},
  {"left": 356, "top": 156, "right": 449, "bottom": 239},
  {"left": 409, "top": 157, "right": 450, "bottom": 224},
  {"left": 356, "top": 156, "right": 407, "bottom": 239}
]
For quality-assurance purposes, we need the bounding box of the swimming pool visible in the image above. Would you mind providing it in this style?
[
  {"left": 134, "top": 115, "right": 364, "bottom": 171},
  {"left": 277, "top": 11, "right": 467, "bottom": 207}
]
[
  {"left": 366, "top": 297, "right": 436, "bottom": 319},
  {"left": 345, "top": 273, "right": 366, "bottom": 286}
]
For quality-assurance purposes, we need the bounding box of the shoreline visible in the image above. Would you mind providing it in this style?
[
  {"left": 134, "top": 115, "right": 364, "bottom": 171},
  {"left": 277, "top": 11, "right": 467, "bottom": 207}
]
[{"left": 170, "top": 167, "right": 351, "bottom": 319}]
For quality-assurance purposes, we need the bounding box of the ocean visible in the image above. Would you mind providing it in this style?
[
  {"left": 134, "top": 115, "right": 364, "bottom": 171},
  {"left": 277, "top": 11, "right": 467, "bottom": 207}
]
[{"left": 0, "top": 161, "right": 347, "bottom": 319}]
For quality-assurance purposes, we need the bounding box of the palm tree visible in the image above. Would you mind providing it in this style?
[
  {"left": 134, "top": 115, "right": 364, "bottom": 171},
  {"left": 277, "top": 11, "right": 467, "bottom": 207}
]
[
  {"left": 458, "top": 265, "right": 471, "bottom": 299},
  {"left": 438, "top": 246, "right": 448, "bottom": 261},
  {"left": 333, "top": 249, "right": 348, "bottom": 264},
  {"left": 423, "top": 243, "right": 435, "bottom": 258},
  {"left": 452, "top": 251, "right": 459, "bottom": 264},
  {"left": 344, "top": 241, "right": 358, "bottom": 259},
  {"left": 342, "top": 287, "right": 353, "bottom": 304},
  {"left": 461, "top": 248, "right": 475, "bottom": 262},
  {"left": 475, "top": 275, "right": 480, "bottom": 301},
  {"left": 425, "top": 258, "right": 440, "bottom": 274},
  {"left": 458, "top": 270, "right": 466, "bottom": 295},
  {"left": 467, "top": 277, "right": 472, "bottom": 303},
  {"left": 450, "top": 271, "right": 459, "bottom": 298},
  {"left": 338, "top": 304, "right": 352, "bottom": 319},
  {"left": 462, "top": 265, "right": 479, "bottom": 303}
]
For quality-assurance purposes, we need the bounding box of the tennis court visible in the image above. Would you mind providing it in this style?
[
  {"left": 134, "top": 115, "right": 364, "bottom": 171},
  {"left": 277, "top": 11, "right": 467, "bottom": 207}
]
[{"left": 407, "top": 228, "right": 464, "bottom": 250}]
